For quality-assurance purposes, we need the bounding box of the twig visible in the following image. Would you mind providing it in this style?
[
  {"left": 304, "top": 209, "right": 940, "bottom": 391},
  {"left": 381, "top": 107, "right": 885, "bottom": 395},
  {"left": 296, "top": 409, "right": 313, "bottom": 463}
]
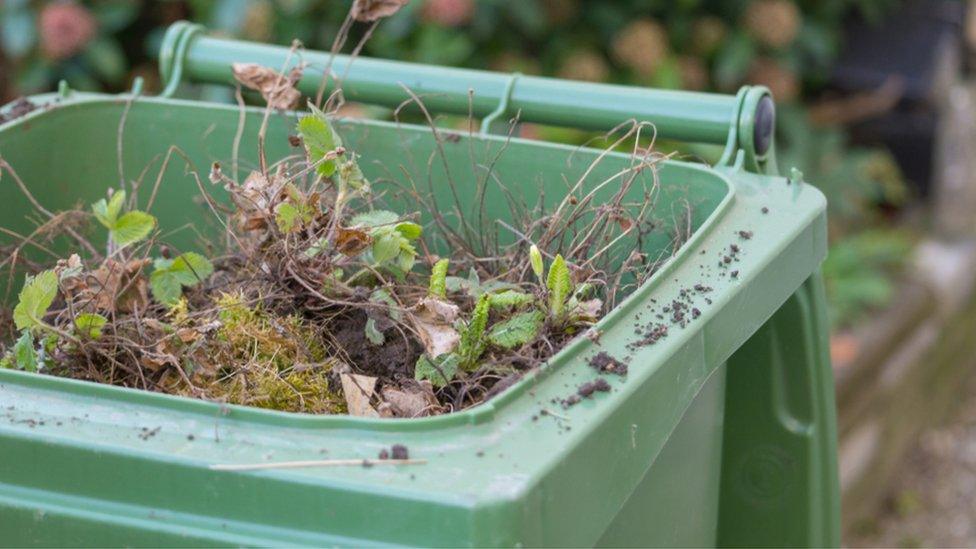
[{"left": 210, "top": 458, "right": 427, "bottom": 471}]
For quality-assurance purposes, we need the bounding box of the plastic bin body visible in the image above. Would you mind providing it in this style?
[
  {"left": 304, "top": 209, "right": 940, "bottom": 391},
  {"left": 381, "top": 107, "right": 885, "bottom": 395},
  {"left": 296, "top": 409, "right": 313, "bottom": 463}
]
[{"left": 0, "top": 29, "right": 839, "bottom": 547}]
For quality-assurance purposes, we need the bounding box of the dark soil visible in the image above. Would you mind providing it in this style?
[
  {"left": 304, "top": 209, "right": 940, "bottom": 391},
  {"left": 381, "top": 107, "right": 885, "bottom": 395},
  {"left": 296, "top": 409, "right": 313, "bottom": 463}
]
[
  {"left": 0, "top": 97, "right": 37, "bottom": 124},
  {"left": 331, "top": 310, "right": 422, "bottom": 379},
  {"left": 588, "top": 351, "right": 628, "bottom": 376},
  {"left": 391, "top": 444, "right": 409, "bottom": 459}
]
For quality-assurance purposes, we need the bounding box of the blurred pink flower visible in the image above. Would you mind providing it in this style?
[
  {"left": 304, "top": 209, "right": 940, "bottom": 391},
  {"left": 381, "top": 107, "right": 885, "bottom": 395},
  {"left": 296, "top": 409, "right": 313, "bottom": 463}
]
[
  {"left": 421, "top": 0, "right": 475, "bottom": 27},
  {"left": 39, "top": 2, "right": 97, "bottom": 60}
]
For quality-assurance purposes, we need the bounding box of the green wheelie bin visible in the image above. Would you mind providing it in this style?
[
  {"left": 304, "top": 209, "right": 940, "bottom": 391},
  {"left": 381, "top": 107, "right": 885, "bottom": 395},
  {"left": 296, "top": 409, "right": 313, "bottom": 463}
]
[{"left": 0, "top": 22, "right": 839, "bottom": 547}]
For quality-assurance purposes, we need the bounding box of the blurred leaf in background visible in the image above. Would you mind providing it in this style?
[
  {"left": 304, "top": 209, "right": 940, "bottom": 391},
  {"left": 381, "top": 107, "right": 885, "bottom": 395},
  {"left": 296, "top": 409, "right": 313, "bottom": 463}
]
[{"left": 822, "top": 229, "right": 915, "bottom": 328}]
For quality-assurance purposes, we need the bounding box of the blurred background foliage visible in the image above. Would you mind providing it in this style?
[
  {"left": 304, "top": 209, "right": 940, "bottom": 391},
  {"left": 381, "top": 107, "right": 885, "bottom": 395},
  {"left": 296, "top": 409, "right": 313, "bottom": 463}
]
[{"left": 0, "top": 0, "right": 913, "bottom": 328}]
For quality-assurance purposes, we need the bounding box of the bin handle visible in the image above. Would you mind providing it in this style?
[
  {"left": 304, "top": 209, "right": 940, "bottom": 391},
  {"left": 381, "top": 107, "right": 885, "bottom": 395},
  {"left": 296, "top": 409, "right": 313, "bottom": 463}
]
[{"left": 157, "top": 21, "right": 777, "bottom": 174}]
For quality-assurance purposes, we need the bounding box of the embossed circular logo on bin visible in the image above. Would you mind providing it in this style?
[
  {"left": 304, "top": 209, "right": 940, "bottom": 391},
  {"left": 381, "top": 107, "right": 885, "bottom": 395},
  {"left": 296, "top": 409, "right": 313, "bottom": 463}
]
[{"left": 736, "top": 444, "right": 796, "bottom": 506}]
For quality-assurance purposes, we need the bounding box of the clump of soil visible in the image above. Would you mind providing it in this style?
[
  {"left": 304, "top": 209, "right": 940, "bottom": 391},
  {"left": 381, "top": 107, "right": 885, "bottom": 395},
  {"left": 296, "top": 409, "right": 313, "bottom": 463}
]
[
  {"left": 0, "top": 98, "right": 38, "bottom": 125},
  {"left": 588, "top": 351, "right": 627, "bottom": 376},
  {"left": 563, "top": 377, "right": 612, "bottom": 407}
]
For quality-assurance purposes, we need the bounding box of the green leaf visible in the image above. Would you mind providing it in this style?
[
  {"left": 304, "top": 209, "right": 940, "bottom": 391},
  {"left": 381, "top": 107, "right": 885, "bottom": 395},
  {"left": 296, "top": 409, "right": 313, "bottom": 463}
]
[
  {"left": 371, "top": 232, "right": 401, "bottom": 264},
  {"left": 338, "top": 156, "right": 369, "bottom": 191},
  {"left": 82, "top": 37, "right": 127, "bottom": 84},
  {"left": 364, "top": 317, "right": 385, "bottom": 345},
  {"left": 350, "top": 210, "right": 399, "bottom": 228},
  {"left": 11, "top": 331, "right": 38, "bottom": 372},
  {"left": 415, "top": 353, "right": 460, "bottom": 388},
  {"left": 529, "top": 244, "right": 544, "bottom": 281},
  {"left": 489, "top": 289, "right": 534, "bottom": 309},
  {"left": 488, "top": 310, "right": 543, "bottom": 349},
  {"left": 74, "top": 313, "right": 107, "bottom": 339},
  {"left": 150, "top": 252, "right": 213, "bottom": 305},
  {"left": 459, "top": 294, "right": 491, "bottom": 367},
  {"left": 13, "top": 270, "right": 58, "bottom": 332},
  {"left": 369, "top": 288, "right": 402, "bottom": 321},
  {"left": 111, "top": 210, "right": 156, "bottom": 247},
  {"left": 170, "top": 252, "right": 215, "bottom": 285},
  {"left": 297, "top": 106, "right": 339, "bottom": 177},
  {"left": 275, "top": 202, "right": 301, "bottom": 232},
  {"left": 396, "top": 247, "right": 417, "bottom": 273},
  {"left": 546, "top": 254, "right": 572, "bottom": 317},
  {"left": 429, "top": 258, "right": 449, "bottom": 298},
  {"left": 150, "top": 270, "right": 182, "bottom": 306},
  {"left": 445, "top": 275, "right": 476, "bottom": 295},
  {"left": 92, "top": 189, "right": 126, "bottom": 228},
  {"left": 394, "top": 221, "right": 422, "bottom": 240}
]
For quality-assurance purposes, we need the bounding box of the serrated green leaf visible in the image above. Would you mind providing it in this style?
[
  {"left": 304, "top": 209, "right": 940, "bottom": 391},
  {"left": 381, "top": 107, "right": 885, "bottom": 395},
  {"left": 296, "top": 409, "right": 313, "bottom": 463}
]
[
  {"left": 111, "top": 210, "right": 156, "bottom": 247},
  {"left": 12, "top": 331, "right": 38, "bottom": 372},
  {"left": 275, "top": 202, "right": 300, "bottom": 233},
  {"left": 489, "top": 289, "right": 534, "bottom": 309},
  {"left": 372, "top": 232, "right": 400, "bottom": 264},
  {"left": 396, "top": 248, "right": 417, "bottom": 273},
  {"left": 429, "top": 258, "right": 449, "bottom": 298},
  {"left": 107, "top": 189, "right": 126, "bottom": 219},
  {"left": 488, "top": 310, "right": 543, "bottom": 349},
  {"left": 350, "top": 210, "right": 399, "bottom": 228},
  {"left": 297, "top": 108, "right": 339, "bottom": 177},
  {"left": 74, "top": 312, "right": 107, "bottom": 339},
  {"left": 459, "top": 294, "right": 491, "bottom": 367},
  {"left": 150, "top": 252, "right": 213, "bottom": 305},
  {"left": 394, "top": 221, "right": 422, "bottom": 240},
  {"left": 546, "top": 254, "right": 572, "bottom": 317},
  {"left": 92, "top": 189, "right": 126, "bottom": 228},
  {"left": 414, "top": 353, "right": 460, "bottom": 388},
  {"left": 13, "top": 269, "right": 58, "bottom": 332},
  {"left": 149, "top": 270, "right": 182, "bottom": 306},
  {"left": 170, "top": 252, "right": 214, "bottom": 285}
]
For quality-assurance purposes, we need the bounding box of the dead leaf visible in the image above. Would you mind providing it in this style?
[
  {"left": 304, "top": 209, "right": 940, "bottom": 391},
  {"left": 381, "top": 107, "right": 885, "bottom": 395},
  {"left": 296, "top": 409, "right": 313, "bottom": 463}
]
[
  {"left": 176, "top": 327, "right": 200, "bottom": 344},
  {"left": 340, "top": 373, "right": 379, "bottom": 417},
  {"left": 239, "top": 170, "right": 273, "bottom": 210},
  {"left": 350, "top": 0, "right": 408, "bottom": 22},
  {"left": 576, "top": 298, "right": 603, "bottom": 321},
  {"left": 241, "top": 214, "right": 267, "bottom": 231},
  {"left": 232, "top": 63, "right": 303, "bottom": 110},
  {"left": 335, "top": 226, "right": 372, "bottom": 256},
  {"left": 613, "top": 214, "right": 633, "bottom": 232},
  {"left": 86, "top": 258, "right": 150, "bottom": 313},
  {"left": 412, "top": 296, "right": 460, "bottom": 357},
  {"left": 140, "top": 351, "right": 179, "bottom": 372},
  {"left": 381, "top": 380, "right": 441, "bottom": 418}
]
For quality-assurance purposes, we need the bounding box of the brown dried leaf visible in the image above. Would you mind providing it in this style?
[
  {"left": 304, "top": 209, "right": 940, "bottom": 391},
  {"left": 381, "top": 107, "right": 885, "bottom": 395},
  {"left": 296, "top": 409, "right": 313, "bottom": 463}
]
[
  {"left": 576, "top": 298, "right": 603, "bottom": 321},
  {"left": 176, "top": 327, "right": 200, "bottom": 344},
  {"left": 239, "top": 170, "right": 273, "bottom": 210},
  {"left": 350, "top": 0, "right": 408, "bottom": 22},
  {"left": 335, "top": 226, "right": 372, "bottom": 256},
  {"left": 241, "top": 214, "right": 267, "bottom": 231},
  {"left": 380, "top": 380, "right": 441, "bottom": 418},
  {"left": 87, "top": 258, "right": 150, "bottom": 313},
  {"left": 231, "top": 63, "right": 302, "bottom": 110},
  {"left": 613, "top": 214, "right": 633, "bottom": 232},
  {"left": 140, "top": 351, "right": 178, "bottom": 372},
  {"left": 340, "top": 373, "right": 379, "bottom": 417},
  {"left": 412, "top": 297, "right": 460, "bottom": 358}
]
